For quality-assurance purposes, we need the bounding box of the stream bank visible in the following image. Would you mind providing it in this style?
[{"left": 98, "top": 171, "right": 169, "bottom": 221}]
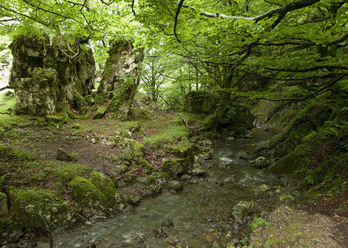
[{"left": 31, "top": 127, "right": 290, "bottom": 248}]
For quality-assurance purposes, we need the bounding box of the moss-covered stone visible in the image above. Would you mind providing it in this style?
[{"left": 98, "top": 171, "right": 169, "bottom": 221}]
[
  {"left": 93, "top": 106, "right": 107, "bottom": 119},
  {"left": 129, "top": 140, "right": 153, "bottom": 170},
  {"left": 95, "top": 93, "right": 106, "bottom": 105},
  {"left": 90, "top": 171, "right": 122, "bottom": 208},
  {"left": 8, "top": 187, "right": 74, "bottom": 230},
  {"left": 166, "top": 143, "right": 197, "bottom": 159},
  {"left": 162, "top": 158, "right": 193, "bottom": 175},
  {"left": 268, "top": 152, "right": 304, "bottom": 174},
  {"left": 123, "top": 172, "right": 138, "bottom": 185},
  {"left": 68, "top": 177, "right": 109, "bottom": 217}
]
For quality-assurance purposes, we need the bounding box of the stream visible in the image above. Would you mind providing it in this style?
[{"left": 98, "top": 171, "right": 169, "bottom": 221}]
[{"left": 42, "top": 128, "right": 288, "bottom": 248}]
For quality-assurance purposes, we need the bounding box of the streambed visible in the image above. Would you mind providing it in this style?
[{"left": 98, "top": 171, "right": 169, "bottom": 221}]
[{"left": 43, "top": 128, "right": 287, "bottom": 248}]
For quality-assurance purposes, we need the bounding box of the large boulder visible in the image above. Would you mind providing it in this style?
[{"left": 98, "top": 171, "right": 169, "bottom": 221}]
[
  {"left": 219, "top": 103, "right": 255, "bottom": 134},
  {"left": 98, "top": 40, "right": 144, "bottom": 118}
]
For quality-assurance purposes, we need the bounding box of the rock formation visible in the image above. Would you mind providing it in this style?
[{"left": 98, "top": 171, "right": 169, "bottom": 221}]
[
  {"left": 98, "top": 40, "right": 144, "bottom": 118},
  {"left": 9, "top": 35, "right": 96, "bottom": 116}
]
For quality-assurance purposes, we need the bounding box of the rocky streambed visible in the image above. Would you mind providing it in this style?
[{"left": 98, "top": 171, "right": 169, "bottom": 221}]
[{"left": 34, "top": 127, "right": 289, "bottom": 248}]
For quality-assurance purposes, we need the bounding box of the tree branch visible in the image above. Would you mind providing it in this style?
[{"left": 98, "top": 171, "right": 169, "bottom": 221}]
[
  {"left": 0, "top": 86, "right": 11, "bottom": 92},
  {"left": 0, "top": 4, "right": 50, "bottom": 27},
  {"left": 182, "top": 0, "right": 320, "bottom": 23},
  {"left": 256, "top": 73, "right": 347, "bottom": 102},
  {"left": 174, "top": 0, "right": 185, "bottom": 43},
  {"left": 131, "top": 0, "right": 136, "bottom": 17},
  {"left": 265, "top": 65, "right": 348, "bottom": 73}
]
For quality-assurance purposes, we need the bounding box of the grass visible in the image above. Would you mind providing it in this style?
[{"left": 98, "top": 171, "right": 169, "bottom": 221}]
[{"left": 144, "top": 125, "right": 190, "bottom": 149}]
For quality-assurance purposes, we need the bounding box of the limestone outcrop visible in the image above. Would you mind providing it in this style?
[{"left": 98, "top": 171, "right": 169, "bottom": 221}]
[
  {"left": 9, "top": 35, "right": 96, "bottom": 116},
  {"left": 98, "top": 40, "right": 144, "bottom": 118}
]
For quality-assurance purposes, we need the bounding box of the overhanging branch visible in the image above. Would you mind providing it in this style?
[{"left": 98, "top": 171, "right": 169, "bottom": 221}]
[
  {"left": 182, "top": 0, "right": 320, "bottom": 22},
  {"left": 174, "top": 0, "right": 185, "bottom": 43}
]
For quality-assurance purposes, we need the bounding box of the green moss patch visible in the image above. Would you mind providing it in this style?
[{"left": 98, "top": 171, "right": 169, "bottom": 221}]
[
  {"left": 9, "top": 187, "right": 73, "bottom": 231},
  {"left": 90, "top": 171, "right": 122, "bottom": 207},
  {"left": 144, "top": 126, "right": 190, "bottom": 149}
]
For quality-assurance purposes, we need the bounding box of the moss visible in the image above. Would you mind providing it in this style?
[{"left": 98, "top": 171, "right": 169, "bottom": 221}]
[
  {"left": 68, "top": 177, "right": 110, "bottom": 217},
  {"left": 130, "top": 107, "right": 151, "bottom": 120},
  {"left": 144, "top": 126, "right": 190, "bottom": 149},
  {"left": 129, "top": 140, "right": 153, "bottom": 170},
  {"left": 0, "top": 144, "right": 37, "bottom": 162},
  {"left": 0, "top": 192, "right": 8, "bottom": 216},
  {"left": 162, "top": 158, "right": 192, "bottom": 175},
  {"left": 101, "top": 67, "right": 115, "bottom": 81},
  {"left": 73, "top": 94, "right": 87, "bottom": 110},
  {"left": 95, "top": 93, "right": 106, "bottom": 105},
  {"left": 90, "top": 171, "right": 122, "bottom": 208},
  {"left": 8, "top": 187, "right": 73, "bottom": 230},
  {"left": 123, "top": 172, "right": 138, "bottom": 184},
  {"left": 166, "top": 143, "right": 197, "bottom": 158},
  {"left": 51, "top": 161, "right": 93, "bottom": 184},
  {"left": 93, "top": 106, "right": 107, "bottom": 119},
  {"left": 268, "top": 152, "right": 304, "bottom": 174}
]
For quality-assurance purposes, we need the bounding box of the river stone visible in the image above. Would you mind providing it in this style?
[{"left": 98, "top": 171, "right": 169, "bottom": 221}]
[
  {"left": 167, "top": 180, "right": 184, "bottom": 192},
  {"left": 251, "top": 156, "right": 268, "bottom": 168},
  {"left": 232, "top": 200, "right": 255, "bottom": 216},
  {"left": 254, "top": 184, "right": 270, "bottom": 196},
  {"left": 126, "top": 196, "right": 141, "bottom": 205},
  {"left": 190, "top": 165, "right": 205, "bottom": 176},
  {"left": 235, "top": 152, "right": 248, "bottom": 160},
  {"left": 162, "top": 158, "right": 192, "bottom": 175},
  {"left": 124, "top": 172, "right": 138, "bottom": 184},
  {"left": 181, "top": 174, "right": 192, "bottom": 180},
  {"left": 141, "top": 184, "right": 160, "bottom": 197},
  {"left": 161, "top": 219, "right": 174, "bottom": 228}
]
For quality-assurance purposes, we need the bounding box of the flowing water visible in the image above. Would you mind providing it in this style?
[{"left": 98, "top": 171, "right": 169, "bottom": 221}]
[{"left": 45, "top": 128, "right": 287, "bottom": 248}]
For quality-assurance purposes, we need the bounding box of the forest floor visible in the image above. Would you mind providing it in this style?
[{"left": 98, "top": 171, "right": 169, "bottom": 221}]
[{"left": 0, "top": 92, "right": 347, "bottom": 248}]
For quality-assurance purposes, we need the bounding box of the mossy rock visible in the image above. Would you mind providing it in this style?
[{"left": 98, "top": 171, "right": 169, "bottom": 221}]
[
  {"left": 268, "top": 152, "right": 303, "bottom": 174},
  {"left": 123, "top": 172, "right": 138, "bottom": 185},
  {"left": 84, "top": 95, "right": 95, "bottom": 106},
  {"left": 166, "top": 143, "right": 197, "bottom": 159},
  {"left": 73, "top": 94, "right": 87, "bottom": 110},
  {"left": 141, "top": 184, "right": 161, "bottom": 197},
  {"left": 162, "top": 158, "right": 193, "bottom": 175},
  {"left": 90, "top": 171, "right": 122, "bottom": 208},
  {"left": 68, "top": 177, "right": 109, "bottom": 217},
  {"left": 129, "top": 140, "right": 153, "bottom": 170},
  {"left": 95, "top": 93, "right": 106, "bottom": 105},
  {"left": 8, "top": 187, "right": 74, "bottom": 230},
  {"left": 93, "top": 106, "right": 107, "bottom": 119},
  {"left": 130, "top": 107, "right": 151, "bottom": 120}
]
